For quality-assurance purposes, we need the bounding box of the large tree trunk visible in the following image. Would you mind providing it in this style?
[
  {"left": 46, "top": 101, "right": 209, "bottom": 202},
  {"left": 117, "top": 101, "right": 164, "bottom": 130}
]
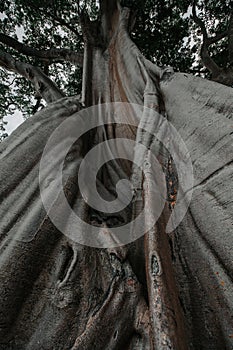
[{"left": 0, "top": 2, "right": 232, "bottom": 349}]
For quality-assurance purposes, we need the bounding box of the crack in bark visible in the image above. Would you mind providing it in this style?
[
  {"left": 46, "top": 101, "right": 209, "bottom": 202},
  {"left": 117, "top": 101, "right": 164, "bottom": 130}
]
[
  {"left": 0, "top": 2, "right": 232, "bottom": 349},
  {"left": 185, "top": 159, "right": 233, "bottom": 196}
]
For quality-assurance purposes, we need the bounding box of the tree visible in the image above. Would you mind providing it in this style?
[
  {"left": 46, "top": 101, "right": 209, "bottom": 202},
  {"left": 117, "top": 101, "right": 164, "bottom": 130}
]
[
  {"left": 0, "top": 1, "right": 232, "bottom": 349},
  {"left": 0, "top": 0, "right": 194, "bottom": 138},
  {"left": 192, "top": 0, "right": 233, "bottom": 86},
  {"left": 1, "top": 0, "right": 233, "bottom": 136}
]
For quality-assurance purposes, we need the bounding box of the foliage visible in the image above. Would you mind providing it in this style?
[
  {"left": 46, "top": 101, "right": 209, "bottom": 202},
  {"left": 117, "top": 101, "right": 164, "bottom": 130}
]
[
  {"left": 123, "top": 0, "right": 193, "bottom": 71},
  {"left": 0, "top": 0, "right": 232, "bottom": 139},
  {"left": 191, "top": 0, "right": 232, "bottom": 73}
]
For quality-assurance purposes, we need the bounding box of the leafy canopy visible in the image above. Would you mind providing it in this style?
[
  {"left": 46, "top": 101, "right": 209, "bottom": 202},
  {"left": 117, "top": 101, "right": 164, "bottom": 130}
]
[{"left": 0, "top": 0, "right": 231, "bottom": 139}]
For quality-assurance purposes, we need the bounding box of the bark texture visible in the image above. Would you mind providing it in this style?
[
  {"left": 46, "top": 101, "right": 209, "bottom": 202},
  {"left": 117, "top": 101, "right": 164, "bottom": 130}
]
[
  {"left": 0, "top": 33, "right": 83, "bottom": 66},
  {"left": 0, "top": 2, "right": 232, "bottom": 350},
  {"left": 0, "top": 49, "right": 65, "bottom": 103}
]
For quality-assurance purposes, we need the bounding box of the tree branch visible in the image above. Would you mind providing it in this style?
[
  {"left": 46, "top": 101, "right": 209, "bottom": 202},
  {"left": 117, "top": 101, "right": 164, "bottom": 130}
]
[
  {"left": 99, "top": 0, "right": 121, "bottom": 43},
  {"left": 99, "top": 0, "right": 120, "bottom": 15},
  {"left": 0, "top": 49, "right": 65, "bottom": 103},
  {"left": 192, "top": 1, "right": 208, "bottom": 39},
  {"left": 192, "top": 1, "right": 220, "bottom": 75},
  {"left": 32, "top": 97, "right": 43, "bottom": 114},
  {"left": 207, "top": 30, "right": 228, "bottom": 45},
  {"left": 25, "top": 0, "right": 81, "bottom": 37},
  {"left": 228, "top": 11, "right": 233, "bottom": 65},
  {"left": 0, "top": 33, "right": 83, "bottom": 67},
  {"left": 50, "top": 13, "right": 81, "bottom": 37}
]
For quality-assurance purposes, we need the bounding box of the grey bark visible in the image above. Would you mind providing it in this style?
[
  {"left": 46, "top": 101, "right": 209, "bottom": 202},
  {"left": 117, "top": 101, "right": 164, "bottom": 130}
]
[
  {"left": 161, "top": 72, "right": 233, "bottom": 349},
  {"left": 0, "top": 49, "right": 65, "bottom": 103},
  {"left": 0, "top": 33, "right": 83, "bottom": 66},
  {"left": 0, "top": 2, "right": 232, "bottom": 350}
]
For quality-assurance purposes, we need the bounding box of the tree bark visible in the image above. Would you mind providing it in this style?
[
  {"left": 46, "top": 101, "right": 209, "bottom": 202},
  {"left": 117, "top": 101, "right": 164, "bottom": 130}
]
[
  {"left": 0, "top": 49, "right": 65, "bottom": 103},
  {"left": 0, "top": 3, "right": 232, "bottom": 350},
  {"left": 0, "top": 33, "right": 83, "bottom": 66}
]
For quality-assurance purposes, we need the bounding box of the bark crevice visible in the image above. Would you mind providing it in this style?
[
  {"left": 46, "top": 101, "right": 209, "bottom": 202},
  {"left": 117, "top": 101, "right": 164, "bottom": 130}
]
[{"left": 0, "top": 2, "right": 232, "bottom": 350}]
